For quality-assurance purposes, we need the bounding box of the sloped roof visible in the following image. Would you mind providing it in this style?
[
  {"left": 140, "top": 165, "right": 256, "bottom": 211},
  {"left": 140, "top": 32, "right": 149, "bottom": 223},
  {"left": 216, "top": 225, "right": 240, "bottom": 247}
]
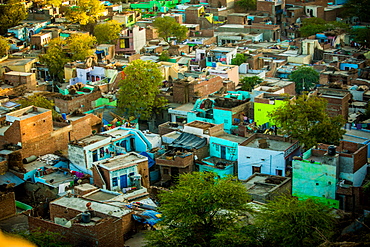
[{"left": 170, "top": 132, "right": 207, "bottom": 150}]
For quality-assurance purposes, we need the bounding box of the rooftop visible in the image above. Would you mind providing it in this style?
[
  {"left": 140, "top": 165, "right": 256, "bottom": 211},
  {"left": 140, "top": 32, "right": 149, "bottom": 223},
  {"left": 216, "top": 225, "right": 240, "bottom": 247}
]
[
  {"left": 97, "top": 152, "right": 147, "bottom": 171},
  {"left": 51, "top": 196, "right": 131, "bottom": 218}
]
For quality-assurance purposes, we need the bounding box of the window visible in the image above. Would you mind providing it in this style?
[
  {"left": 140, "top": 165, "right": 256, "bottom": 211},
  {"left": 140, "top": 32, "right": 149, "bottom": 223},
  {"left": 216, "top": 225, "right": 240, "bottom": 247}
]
[
  {"left": 215, "top": 145, "right": 220, "bottom": 152},
  {"left": 112, "top": 177, "right": 118, "bottom": 187},
  {"left": 261, "top": 159, "right": 265, "bottom": 161},
  {"left": 246, "top": 156, "right": 251, "bottom": 159},
  {"left": 316, "top": 183, "right": 319, "bottom": 186},
  {"left": 252, "top": 166, "right": 261, "bottom": 174}
]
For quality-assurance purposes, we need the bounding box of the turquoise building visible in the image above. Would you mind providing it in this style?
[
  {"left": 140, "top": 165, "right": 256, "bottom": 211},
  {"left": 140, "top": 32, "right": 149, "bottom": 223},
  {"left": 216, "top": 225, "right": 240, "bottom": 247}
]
[{"left": 198, "top": 132, "right": 247, "bottom": 178}]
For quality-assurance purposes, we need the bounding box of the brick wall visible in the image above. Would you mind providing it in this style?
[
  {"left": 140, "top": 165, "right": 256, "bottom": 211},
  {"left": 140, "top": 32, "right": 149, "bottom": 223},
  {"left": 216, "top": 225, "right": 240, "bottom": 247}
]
[
  {"left": 257, "top": 1, "right": 274, "bottom": 14},
  {"left": 4, "top": 73, "right": 37, "bottom": 90},
  {"left": 137, "top": 160, "right": 149, "bottom": 189},
  {"left": 4, "top": 110, "right": 53, "bottom": 145},
  {"left": 0, "top": 160, "right": 8, "bottom": 175},
  {"left": 0, "top": 192, "right": 16, "bottom": 220},
  {"left": 354, "top": 145, "right": 368, "bottom": 173},
  {"left": 70, "top": 114, "right": 102, "bottom": 141},
  {"left": 156, "top": 153, "right": 194, "bottom": 168},
  {"left": 28, "top": 216, "right": 125, "bottom": 247},
  {"left": 54, "top": 90, "right": 102, "bottom": 114}
]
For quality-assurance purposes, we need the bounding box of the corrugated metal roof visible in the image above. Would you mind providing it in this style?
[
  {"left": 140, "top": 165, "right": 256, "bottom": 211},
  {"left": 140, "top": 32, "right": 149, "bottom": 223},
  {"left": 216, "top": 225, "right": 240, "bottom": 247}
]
[{"left": 170, "top": 132, "right": 207, "bottom": 150}]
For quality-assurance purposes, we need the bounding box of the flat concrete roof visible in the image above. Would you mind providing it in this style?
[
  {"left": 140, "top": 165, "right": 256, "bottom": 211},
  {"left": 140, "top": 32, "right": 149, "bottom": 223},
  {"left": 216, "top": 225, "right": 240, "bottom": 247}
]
[
  {"left": 98, "top": 152, "right": 147, "bottom": 170},
  {"left": 214, "top": 132, "right": 249, "bottom": 144},
  {"left": 243, "top": 137, "right": 293, "bottom": 151},
  {"left": 51, "top": 196, "right": 131, "bottom": 218}
]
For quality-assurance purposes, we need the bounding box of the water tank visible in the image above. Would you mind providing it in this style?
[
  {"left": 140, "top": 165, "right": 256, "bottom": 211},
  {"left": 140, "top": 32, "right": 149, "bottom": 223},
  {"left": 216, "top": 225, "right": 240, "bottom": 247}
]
[
  {"left": 328, "top": 145, "right": 336, "bottom": 156},
  {"left": 61, "top": 113, "right": 67, "bottom": 121},
  {"left": 23, "top": 155, "right": 37, "bottom": 164},
  {"left": 81, "top": 212, "right": 91, "bottom": 223}
]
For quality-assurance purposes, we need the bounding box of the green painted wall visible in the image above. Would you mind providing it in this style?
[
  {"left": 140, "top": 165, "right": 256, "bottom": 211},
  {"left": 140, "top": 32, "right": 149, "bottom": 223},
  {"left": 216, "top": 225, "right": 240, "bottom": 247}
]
[
  {"left": 254, "top": 99, "right": 287, "bottom": 126},
  {"left": 292, "top": 155, "right": 339, "bottom": 209}
]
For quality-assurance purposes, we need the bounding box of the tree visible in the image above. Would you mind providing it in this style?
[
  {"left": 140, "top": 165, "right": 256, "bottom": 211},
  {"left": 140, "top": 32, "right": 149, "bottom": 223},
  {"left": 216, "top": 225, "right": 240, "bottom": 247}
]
[
  {"left": 289, "top": 66, "right": 319, "bottom": 94},
  {"left": 153, "top": 17, "right": 188, "bottom": 44},
  {"left": 14, "top": 228, "right": 72, "bottom": 247},
  {"left": 0, "top": 0, "right": 28, "bottom": 34},
  {"left": 40, "top": 38, "right": 70, "bottom": 81},
  {"left": 64, "top": 0, "right": 106, "bottom": 25},
  {"left": 231, "top": 53, "right": 248, "bottom": 66},
  {"left": 145, "top": 172, "right": 251, "bottom": 247},
  {"left": 268, "top": 95, "right": 346, "bottom": 149},
  {"left": 17, "top": 95, "right": 61, "bottom": 120},
  {"left": 255, "top": 195, "right": 336, "bottom": 247},
  {"left": 158, "top": 51, "right": 170, "bottom": 61},
  {"left": 235, "top": 0, "right": 257, "bottom": 11},
  {"left": 342, "top": 0, "right": 370, "bottom": 22},
  {"left": 240, "top": 76, "right": 263, "bottom": 91},
  {"left": 66, "top": 34, "right": 97, "bottom": 61},
  {"left": 0, "top": 36, "right": 10, "bottom": 58},
  {"left": 351, "top": 27, "right": 370, "bottom": 47},
  {"left": 40, "top": 34, "right": 96, "bottom": 81},
  {"left": 94, "top": 21, "right": 122, "bottom": 44},
  {"left": 117, "top": 60, "right": 167, "bottom": 119},
  {"left": 300, "top": 18, "right": 327, "bottom": 37},
  {"left": 299, "top": 18, "right": 348, "bottom": 37}
]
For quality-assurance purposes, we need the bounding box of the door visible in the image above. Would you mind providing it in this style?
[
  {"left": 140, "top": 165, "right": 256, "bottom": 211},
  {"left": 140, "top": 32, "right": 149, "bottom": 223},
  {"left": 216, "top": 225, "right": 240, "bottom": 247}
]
[
  {"left": 120, "top": 174, "right": 127, "bottom": 189},
  {"left": 221, "top": 146, "right": 226, "bottom": 159}
]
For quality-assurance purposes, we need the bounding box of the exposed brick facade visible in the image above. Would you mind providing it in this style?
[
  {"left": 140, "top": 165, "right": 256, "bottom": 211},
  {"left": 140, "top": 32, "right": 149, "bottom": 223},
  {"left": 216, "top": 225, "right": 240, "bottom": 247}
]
[
  {"left": 28, "top": 215, "right": 125, "bottom": 247},
  {"left": 0, "top": 192, "right": 16, "bottom": 220},
  {"left": 172, "top": 76, "right": 224, "bottom": 103},
  {"left": 54, "top": 90, "right": 102, "bottom": 114}
]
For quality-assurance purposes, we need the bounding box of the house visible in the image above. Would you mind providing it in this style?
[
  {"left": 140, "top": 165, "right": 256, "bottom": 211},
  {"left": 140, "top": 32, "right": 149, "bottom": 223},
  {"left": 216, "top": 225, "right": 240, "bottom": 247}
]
[
  {"left": 292, "top": 141, "right": 368, "bottom": 210},
  {"left": 0, "top": 105, "right": 101, "bottom": 159},
  {"left": 28, "top": 196, "right": 132, "bottom": 247},
  {"left": 207, "top": 64, "right": 239, "bottom": 86},
  {"left": 155, "top": 131, "right": 208, "bottom": 184},
  {"left": 188, "top": 91, "right": 251, "bottom": 134},
  {"left": 253, "top": 93, "right": 294, "bottom": 127},
  {"left": 206, "top": 47, "right": 237, "bottom": 67},
  {"left": 112, "top": 11, "right": 138, "bottom": 27},
  {"left": 92, "top": 152, "right": 149, "bottom": 191},
  {"left": 314, "top": 87, "right": 351, "bottom": 119},
  {"left": 3, "top": 71, "right": 37, "bottom": 91},
  {"left": 238, "top": 133, "right": 300, "bottom": 180},
  {"left": 68, "top": 127, "right": 159, "bottom": 175},
  {"left": 115, "top": 26, "right": 146, "bottom": 55},
  {"left": 242, "top": 173, "right": 291, "bottom": 203},
  {"left": 256, "top": 0, "right": 284, "bottom": 25},
  {"left": 172, "top": 75, "right": 225, "bottom": 104},
  {"left": 198, "top": 131, "right": 248, "bottom": 177},
  {"left": 30, "top": 31, "right": 52, "bottom": 50}
]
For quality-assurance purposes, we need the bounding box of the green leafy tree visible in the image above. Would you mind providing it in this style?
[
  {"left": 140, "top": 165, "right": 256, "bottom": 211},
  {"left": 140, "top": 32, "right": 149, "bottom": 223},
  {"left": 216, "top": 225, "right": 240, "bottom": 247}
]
[
  {"left": 145, "top": 172, "right": 251, "bottom": 247},
  {"left": 159, "top": 51, "right": 170, "bottom": 61},
  {"left": 0, "top": 0, "right": 28, "bottom": 34},
  {"left": 0, "top": 36, "right": 10, "bottom": 57},
  {"left": 231, "top": 53, "right": 248, "bottom": 66},
  {"left": 351, "top": 27, "right": 370, "bottom": 47},
  {"left": 290, "top": 66, "right": 319, "bottom": 94},
  {"left": 235, "top": 0, "right": 257, "bottom": 11},
  {"left": 40, "top": 34, "right": 96, "bottom": 81},
  {"left": 14, "top": 228, "right": 72, "bottom": 247},
  {"left": 268, "top": 95, "right": 346, "bottom": 149},
  {"left": 17, "top": 95, "right": 61, "bottom": 119},
  {"left": 94, "top": 20, "right": 122, "bottom": 44},
  {"left": 240, "top": 76, "right": 263, "bottom": 91},
  {"left": 300, "top": 18, "right": 327, "bottom": 37},
  {"left": 40, "top": 38, "right": 70, "bottom": 81},
  {"left": 153, "top": 17, "right": 188, "bottom": 44},
  {"left": 117, "top": 60, "right": 167, "bottom": 119},
  {"left": 255, "top": 195, "right": 336, "bottom": 247},
  {"left": 65, "top": 0, "right": 106, "bottom": 25},
  {"left": 66, "top": 34, "right": 97, "bottom": 61},
  {"left": 342, "top": 0, "right": 370, "bottom": 22},
  {"left": 300, "top": 18, "right": 348, "bottom": 37}
]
